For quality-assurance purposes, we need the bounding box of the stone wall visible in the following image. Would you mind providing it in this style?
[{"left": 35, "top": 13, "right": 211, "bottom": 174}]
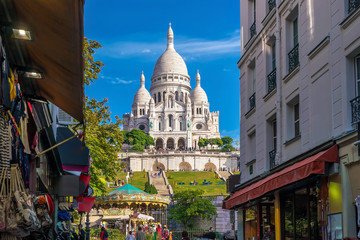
[{"left": 120, "top": 151, "right": 239, "bottom": 171}]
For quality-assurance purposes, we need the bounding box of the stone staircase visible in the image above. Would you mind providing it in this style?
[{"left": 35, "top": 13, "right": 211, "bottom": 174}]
[{"left": 149, "top": 171, "right": 170, "bottom": 195}]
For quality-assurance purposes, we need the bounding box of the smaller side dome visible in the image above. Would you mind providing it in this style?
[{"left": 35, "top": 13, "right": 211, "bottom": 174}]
[
  {"left": 190, "top": 70, "right": 208, "bottom": 103},
  {"left": 133, "top": 71, "right": 151, "bottom": 105}
]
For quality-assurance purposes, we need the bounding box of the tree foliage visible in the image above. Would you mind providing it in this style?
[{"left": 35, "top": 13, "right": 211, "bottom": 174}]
[
  {"left": 221, "top": 144, "right": 236, "bottom": 152},
  {"left": 144, "top": 182, "right": 158, "bottom": 194},
  {"left": 123, "top": 129, "right": 154, "bottom": 147},
  {"left": 169, "top": 190, "right": 217, "bottom": 228},
  {"left": 84, "top": 37, "right": 104, "bottom": 86},
  {"left": 221, "top": 136, "right": 233, "bottom": 145},
  {"left": 83, "top": 38, "right": 123, "bottom": 195}
]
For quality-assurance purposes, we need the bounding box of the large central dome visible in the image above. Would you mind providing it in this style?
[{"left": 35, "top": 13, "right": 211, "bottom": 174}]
[{"left": 152, "top": 24, "right": 188, "bottom": 78}]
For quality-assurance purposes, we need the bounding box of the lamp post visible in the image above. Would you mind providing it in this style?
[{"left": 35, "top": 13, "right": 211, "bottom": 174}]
[{"left": 86, "top": 212, "right": 90, "bottom": 240}]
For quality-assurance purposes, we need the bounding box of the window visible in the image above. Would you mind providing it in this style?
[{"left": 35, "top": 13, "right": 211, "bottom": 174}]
[
  {"left": 159, "top": 122, "right": 161, "bottom": 130},
  {"left": 271, "top": 42, "right": 276, "bottom": 71},
  {"left": 294, "top": 103, "right": 300, "bottom": 137},
  {"left": 287, "top": 8, "right": 299, "bottom": 73},
  {"left": 163, "top": 91, "right": 166, "bottom": 102},
  {"left": 169, "top": 115, "right": 172, "bottom": 127},
  {"left": 139, "top": 124, "right": 145, "bottom": 130},
  {"left": 272, "top": 119, "right": 277, "bottom": 150},
  {"left": 248, "top": 131, "right": 256, "bottom": 161},
  {"left": 249, "top": 0, "right": 257, "bottom": 39},
  {"left": 293, "top": 18, "right": 298, "bottom": 46},
  {"left": 248, "top": 61, "right": 256, "bottom": 110},
  {"left": 154, "top": 94, "right": 157, "bottom": 103},
  {"left": 180, "top": 120, "right": 182, "bottom": 131},
  {"left": 249, "top": 164, "right": 254, "bottom": 175},
  {"left": 267, "top": 40, "right": 277, "bottom": 93},
  {"left": 181, "top": 92, "right": 184, "bottom": 102},
  {"left": 348, "top": 0, "right": 360, "bottom": 14},
  {"left": 286, "top": 95, "right": 300, "bottom": 140},
  {"left": 158, "top": 92, "right": 161, "bottom": 102},
  {"left": 356, "top": 56, "right": 360, "bottom": 97},
  {"left": 196, "top": 124, "right": 202, "bottom": 130},
  {"left": 175, "top": 91, "right": 178, "bottom": 101}
]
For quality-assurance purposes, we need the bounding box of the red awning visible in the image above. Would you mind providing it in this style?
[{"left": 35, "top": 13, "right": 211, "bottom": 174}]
[{"left": 223, "top": 145, "right": 338, "bottom": 209}]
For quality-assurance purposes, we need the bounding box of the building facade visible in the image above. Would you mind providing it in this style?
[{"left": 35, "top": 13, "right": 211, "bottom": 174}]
[
  {"left": 224, "top": 0, "right": 360, "bottom": 239},
  {"left": 123, "top": 24, "right": 220, "bottom": 150}
]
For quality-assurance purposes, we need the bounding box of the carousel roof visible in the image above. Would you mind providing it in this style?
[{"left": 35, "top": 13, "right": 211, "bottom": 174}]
[{"left": 108, "top": 184, "right": 149, "bottom": 196}]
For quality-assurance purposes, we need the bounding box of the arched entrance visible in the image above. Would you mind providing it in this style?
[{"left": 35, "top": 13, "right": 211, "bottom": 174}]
[
  {"left": 179, "top": 162, "right": 192, "bottom": 171},
  {"left": 178, "top": 138, "right": 185, "bottom": 150},
  {"left": 166, "top": 138, "right": 174, "bottom": 150},
  {"left": 204, "top": 162, "right": 217, "bottom": 171},
  {"left": 153, "top": 162, "right": 166, "bottom": 171},
  {"left": 156, "top": 139, "right": 163, "bottom": 149}
]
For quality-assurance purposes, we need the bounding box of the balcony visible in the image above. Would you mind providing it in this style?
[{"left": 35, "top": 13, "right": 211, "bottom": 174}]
[
  {"left": 269, "top": 149, "right": 276, "bottom": 170},
  {"left": 250, "top": 21, "right": 256, "bottom": 39},
  {"left": 267, "top": 68, "right": 276, "bottom": 93},
  {"left": 249, "top": 92, "right": 256, "bottom": 110},
  {"left": 351, "top": 96, "right": 360, "bottom": 124},
  {"left": 268, "top": 0, "right": 276, "bottom": 12},
  {"left": 288, "top": 44, "right": 299, "bottom": 73},
  {"left": 348, "top": 0, "right": 360, "bottom": 14}
]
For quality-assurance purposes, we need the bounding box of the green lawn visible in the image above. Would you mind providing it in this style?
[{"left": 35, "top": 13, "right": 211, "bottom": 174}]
[
  {"left": 167, "top": 171, "right": 227, "bottom": 196},
  {"left": 108, "top": 171, "right": 148, "bottom": 191}
]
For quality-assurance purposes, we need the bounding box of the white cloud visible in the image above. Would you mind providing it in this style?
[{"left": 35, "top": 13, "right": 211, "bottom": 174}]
[
  {"left": 142, "top": 49, "right": 151, "bottom": 53},
  {"left": 99, "top": 29, "right": 241, "bottom": 60},
  {"left": 99, "top": 75, "right": 135, "bottom": 85}
]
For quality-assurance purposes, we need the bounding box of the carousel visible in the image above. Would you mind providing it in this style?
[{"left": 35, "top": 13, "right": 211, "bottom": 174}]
[{"left": 89, "top": 184, "right": 170, "bottom": 232}]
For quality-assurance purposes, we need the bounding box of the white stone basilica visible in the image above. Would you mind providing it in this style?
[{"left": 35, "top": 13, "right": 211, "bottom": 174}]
[{"left": 123, "top": 24, "right": 220, "bottom": 150}]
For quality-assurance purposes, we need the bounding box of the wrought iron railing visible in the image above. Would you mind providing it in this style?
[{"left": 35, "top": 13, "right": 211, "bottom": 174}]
[
  {"left": 249, "top": 92, "right": 256, "bottom": 110},
  {"left": 269, "top": 149, "right": 276, "bottom": 169},
  {"left": 351, "top": 96, "right": 360, "bottom": 124},
  {"left": 288, "top": 44, "right": 299, "bottom": 73},
  {"left": 267, "top": 68, "right": 276, "bottom": 93},
  {"left": 250, "top": 21, "right": 256, "bottom": 39},
  {"left": 268, "top": 0, "right": 276, "bottom": 12},
  {"left": 348, "top": 0, "right": 360, "bottom": 14}
]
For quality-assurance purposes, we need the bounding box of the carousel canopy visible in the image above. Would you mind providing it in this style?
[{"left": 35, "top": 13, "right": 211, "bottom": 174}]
[{"left": 108, "top": 184, "right": 149, "bottom": 196}]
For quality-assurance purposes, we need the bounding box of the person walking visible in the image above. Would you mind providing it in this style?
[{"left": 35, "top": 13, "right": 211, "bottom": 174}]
[
  {"left": 156, "top": 224, "right": 162, "bottom": 240},
  {"left": 100, "top": 227, "right": 109, "bottom": 240},
  {"left": 181, "top": 231, "right": 190, "bottom": 240},
  {"left": 136, "top": 226, "right": 146, "bottom": 240},
  {"left": 126, "top": 231, "right": 136, "bottom": 240}
]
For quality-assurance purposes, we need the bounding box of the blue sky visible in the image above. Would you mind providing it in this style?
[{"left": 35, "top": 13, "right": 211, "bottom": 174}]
[{"left": 84, "top": 0, "right": 240, "bottom": 141}]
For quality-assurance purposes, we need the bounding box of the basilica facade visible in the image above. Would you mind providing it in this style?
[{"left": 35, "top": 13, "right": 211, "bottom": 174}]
[{"left": 123, "top": 24, "right": 220, "bottom": 150}]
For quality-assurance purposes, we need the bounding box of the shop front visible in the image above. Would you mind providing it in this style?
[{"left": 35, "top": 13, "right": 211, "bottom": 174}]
[{"left": 224, "top": 145, "right": 339, "bottom": 240}]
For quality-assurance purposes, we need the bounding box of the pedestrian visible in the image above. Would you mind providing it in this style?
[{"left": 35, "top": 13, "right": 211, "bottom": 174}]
[
  {"left": 136, "top": 226, "right": 146, "bottom": 240},
  {"left": 181, "top": 231, "right": 190, "bottom": 240},
  {"left": 195, "top": 227, "right": 216, "bottom": 240},
  {"left": 100, "top": 227, "right": 109, "bottom": 240},
  {"left": 156, "top": 224, "right": 162, "bottom": 240},
  {"left": 126, "top": 231, "right": 136, "bottom": 240},
  {"left": 162, "top": 225, "right": 169, "bottom": 240}
]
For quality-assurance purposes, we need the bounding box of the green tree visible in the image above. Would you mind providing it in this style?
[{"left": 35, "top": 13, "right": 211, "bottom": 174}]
[
  {"left": 221, "top": 144, "right": 236, "bottom": 152},
  {"left": 169, "top": 190, "right": 217, "bottom": 228},
  {"left": 131, "top": 143, "right": 145, "bottom": 152},
  {"left": 198, "top": 139, "right": 205, "bottom": 148},
  {"left": 235, "top": 140, "right": 240, "bottom": 150},
  {"left": 83, "top": 38, "right": 123, "bottom": 195},
  {"left": 208, "top": 138, "right": 216, "bottom": 149},
  {"left": 84, "top": 37, "right": 104, "bottom": 86},
  {"left": 221, "top": 136, "right": 233, "bottom": 145},
  {"left": 215, "top": 138, "right": 223, "bottom": 147},
  {"left": 144, "top": 182, "right": 158, "bottom": 194},
  {"left": 123, "top": 129, "right": 154, "bottom": 147}
]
